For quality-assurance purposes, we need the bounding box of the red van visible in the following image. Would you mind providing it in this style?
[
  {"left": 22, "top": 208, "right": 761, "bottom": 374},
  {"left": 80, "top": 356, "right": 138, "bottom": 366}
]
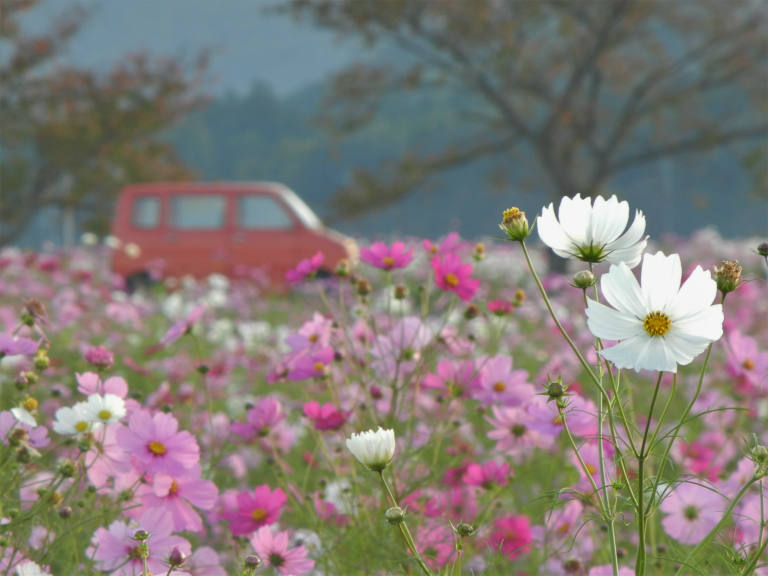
[{"left": 111, "top": 182, "right": 357, "bottom": 287}]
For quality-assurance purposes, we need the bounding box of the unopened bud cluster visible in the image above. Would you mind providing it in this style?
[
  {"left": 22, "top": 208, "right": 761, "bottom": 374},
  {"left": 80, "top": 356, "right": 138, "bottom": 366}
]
[
  {"left": 714, "top": 260, "right": 742, "bottom": 296},
  {"left": 499, "top": 207, "right": 531, "bottom": 241}
]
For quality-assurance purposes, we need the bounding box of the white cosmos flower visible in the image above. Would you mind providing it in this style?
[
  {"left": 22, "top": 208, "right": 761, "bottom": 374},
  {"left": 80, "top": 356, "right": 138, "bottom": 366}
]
[
  {"left": 53, "top": 402, "right": 95, "bottom": 435},
  {"left": 586, "top": 252, "right": 723, "bottom": 373},
  {"left": 346, "top": 427, "right": 396, "bottom": 472},
  {"left": 83, "top": 393, "right": 126, "bottom": 425},
  {"left": 537, "top": 194, "right": 647, "bottom": 268}
]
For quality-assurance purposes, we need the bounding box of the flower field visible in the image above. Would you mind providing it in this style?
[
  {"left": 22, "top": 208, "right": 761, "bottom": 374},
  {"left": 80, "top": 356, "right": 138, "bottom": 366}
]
[{"left": 1, "top": 199, "right": 767, "bottom": 576}]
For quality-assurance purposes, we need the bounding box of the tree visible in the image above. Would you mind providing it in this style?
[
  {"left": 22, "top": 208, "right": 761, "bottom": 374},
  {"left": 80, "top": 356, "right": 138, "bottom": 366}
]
[
  {"left": 0, "top": 0, "right": 207, "bottom": 245},
  {"left": 281, "top": 0, "right": 768, "bottom": 218}
]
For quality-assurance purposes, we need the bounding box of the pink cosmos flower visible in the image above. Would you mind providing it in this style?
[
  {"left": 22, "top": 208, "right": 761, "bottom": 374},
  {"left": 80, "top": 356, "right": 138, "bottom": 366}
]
[
  {"left": 487, "top": 299, "right": 514, "bottom": 316},
  {"left": 735, "top": 488, "right": 768, "bottom": 547},
  {"left": 285, "top": 251, "right": 324, "bottom": 284},
  {"left": 131, "top": 464, "right": 218, "bottom": 533},
  {"left": 570, "top": 440, "right": 617, "bottom": 495},
  {"left": 423, "top": 359, "right": 479, "bottom": 398},
  {"left": 249, "top": 526, "right": 315, "bottom": 575},
  {"left": 726, "top": 330, "right": 768, "bottom": 394},
  {"left": 303, "top": 401, "right": 349, "bottom": 430},
  {"left": 76, "top": 372, "right": 128, "bottom": 398},
  {"left": 423, "top": 232, "right": 462, "bottom": 256},
  {"left": 415, "top": 521, "right": 455, "bottom": 570},
  {"left": 431, "top": 253, "right": 480, "bottom": 301},
  {"left": 486, "top": 402, "right": 556, "bottom": 459},
  {"left": 84, "top": 345, "right": 114, "bottom": 368},
  {"left": 489, "top": 514, "right": 533, "bottom": 560},
  {"left": 160, "top": 304, "right": 206, "bottom": 347},
  {"left": 116, "top": 410, "right": 200, "bottom": 476},
  {"left": 175, "top": 546, "right": 227, "bottom": 576},
  {"left": 286, "top": 346, "right": 335, "bottom": 381},
  {"left": 360, "top": 241, "right": 413, "bottom": 271},
  {"left": 0, "top": 333, "right": 39, "bottom": 357},
  {"left": 0, "top": 410, "right": 49, "bottom": 449},
  {"left": 231, "top": 397, "right": 286, "bottom": 442},
  {"left": 462, "top": 460, "right": 511, "bottom": 489},
  {"left": 473, "top": 355, "right": 534, "bottom": 406},
  {"left": 88, "top": 508, "right": 191, "bottom": 576},
  {"left": 660, "top": 482, "right": 726, "bottom": 545},
  {"left": 222, "top": 485, "right": 287, "bottom": 536}
]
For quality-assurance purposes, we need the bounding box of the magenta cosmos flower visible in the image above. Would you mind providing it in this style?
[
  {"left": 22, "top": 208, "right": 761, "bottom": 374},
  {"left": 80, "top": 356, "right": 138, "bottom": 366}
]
[
  {"left": 489, "top": 514, "right": 533, "bottom": 560},
  {"left": 303, "top": 401, "right": 349, "bottom": 431},
  {"left": 431, "top": 253, "right": 480, "bottom": 301},
  {"left": 222, "top": 485, "right": 287, "bottom": 536},
  {"left": 360, "top": 241, "right": 413, "bottom": 271},
  {"left": 462, "top": 460, "right": 511, "bottom": 489},
  {"left": 660, "top": 482, "right": 726, "bottom": 545},
  {"left": 116, "top": 410, "right": 200, "bottom": 476},
  {"left": 250, "top": 526, "right": 316, "bottom": 575},
  {"left": 160, "top": 304, "right": 206, "bottom": 346},
  {"left": 285, "top": 251, "right": 324, "bottom": 284},
  {"left": 0, "top": 333, "right": 39, "bottom": 357}
]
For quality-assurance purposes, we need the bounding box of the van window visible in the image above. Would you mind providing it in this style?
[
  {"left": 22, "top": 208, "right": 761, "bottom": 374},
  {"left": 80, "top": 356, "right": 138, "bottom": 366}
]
[
  {"left": 132, "top": 196, "right": 160, "bottom": 229},
  {"left": 171, "top": 195, "right": 226, "bottom": 229},
  {"left": 239, "top": 195, "right": 293, "bottom": 229}
]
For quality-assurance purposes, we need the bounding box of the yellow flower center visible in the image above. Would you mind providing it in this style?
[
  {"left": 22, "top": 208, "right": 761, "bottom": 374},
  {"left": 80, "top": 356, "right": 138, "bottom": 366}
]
[
  {"left": 557, "top": 522, "right": 571, "bottom": 535},
  {"left": 502, "top": 207, "right": 522, "bottom": 224},
  {"left": 308, "top": 333, "right": 318, "bottom": 343},
  {"left": 75, "top": 421, "right": 88, "bottom": 432},
  {"left": 251, "top": 507, "right": 267, "bottom": 522},
  {"left": 23, "top": 397, "right": 38, "bottom": 411},
  {"left": 742, "top": 358, "right": 755, "bottom": 371},
  {"left": 148, "top": 441, "right": 167, "bottom": 455},
  {"left": 98, "top": 409, "right": 112, "bottom": 421},
  {"left": 382, "top": 256, "right": 395, "bottom": 268},
  {"left": 493, "top": 381, "right": 506, "bottom": 392},
  {"left": 444, "top": 273, "right": 459, "bottom": 287},
  {"left": 643, "top": 311, "right": 671, "bottom": 337},
  {"left": 585, "top": 463, "right": 596, "bottom": 476},
  {"left": 169, "top": 480, "right": 179, "bottom": 495},
  {"left": 313, "top": 361, "right": 326, "bottom": 373}
]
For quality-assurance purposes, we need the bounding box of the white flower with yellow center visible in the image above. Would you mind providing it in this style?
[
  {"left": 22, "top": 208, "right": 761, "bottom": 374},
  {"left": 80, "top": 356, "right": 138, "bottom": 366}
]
[
  {"left": 83, "top": 393, "right": 126, "bottom": 425},
  {"left": 346, "top": 427, "right": 396, "bottom": 472},
  {"left": 537, "top": 194, "right": 647, "bottom": 268},
  {"left": 53, "top": 402, "right": 95, "bottom": 435},
  {"left": 586, "top": 252, "right": 723, "bottom": 373}
]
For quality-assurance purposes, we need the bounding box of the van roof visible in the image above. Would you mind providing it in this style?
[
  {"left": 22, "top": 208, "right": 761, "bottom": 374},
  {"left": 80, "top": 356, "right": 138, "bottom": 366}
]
[{"left": 121, "top": 181, "right": 293, "bottom": 195}]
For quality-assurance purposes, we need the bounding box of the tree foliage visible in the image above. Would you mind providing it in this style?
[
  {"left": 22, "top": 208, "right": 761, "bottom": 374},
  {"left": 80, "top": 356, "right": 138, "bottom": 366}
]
[
  {"left": 0, "top": 0, "right": 207, "bottom": 243},
  {"left": 281, "top": 0, "right": 768, "bottom": 217}
]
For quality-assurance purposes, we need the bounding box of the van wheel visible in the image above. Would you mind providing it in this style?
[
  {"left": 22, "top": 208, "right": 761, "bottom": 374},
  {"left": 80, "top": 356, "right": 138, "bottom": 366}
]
[{"left": 125, "top": 271, "right": 153, "bottom": 293}]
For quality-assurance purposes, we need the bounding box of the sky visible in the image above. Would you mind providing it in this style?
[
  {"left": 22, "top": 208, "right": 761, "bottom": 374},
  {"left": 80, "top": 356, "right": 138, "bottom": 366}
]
[{"left": 24, "top": 0, "right": 357, "bottom": 96}]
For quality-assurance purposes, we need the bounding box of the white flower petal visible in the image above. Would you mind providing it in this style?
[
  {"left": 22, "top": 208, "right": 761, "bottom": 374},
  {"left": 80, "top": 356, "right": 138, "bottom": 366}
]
[
  {"left": 609, "top": 210, "right": 646, "bottom": 251},
  {"left": 600, "top": 263, "right": 647, "bottom": 318},
  {"left": 590, "top": 195, "right": 628, "bottom": 245},
  {"left": 667, "top": 266, "right": 717, "bottom": 320},
  {"left": 606, "top": 239, "right": 647, "bottom": 269},
  {"left": 537, "top": 204, "right": 573, "bottom": 254},
  {"left": 642, "top": 252, "right": 681, "bottom": 311},
  {"left": 557, "top": 194, "right": 591, "bottom": 245},
  {"left": 599, "top": 336, "right": 648, "bottom": 371},
  {"left": 672, "top": 305, "right": 724, "bottom": 342},
  {"left": 586, "top": 299, "right": 644, "bottom": 341},
  {"left": 663, "top": 332, "right": 711, "bottom": 367}
]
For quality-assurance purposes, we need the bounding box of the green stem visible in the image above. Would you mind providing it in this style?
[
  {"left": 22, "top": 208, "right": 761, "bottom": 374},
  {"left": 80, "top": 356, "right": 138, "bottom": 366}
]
[
  {"left": 636, "top": 372, "right": 664, "bottom": 576},
  {"left": 378, "top": 471, "right": 434, "bottom": 576}
]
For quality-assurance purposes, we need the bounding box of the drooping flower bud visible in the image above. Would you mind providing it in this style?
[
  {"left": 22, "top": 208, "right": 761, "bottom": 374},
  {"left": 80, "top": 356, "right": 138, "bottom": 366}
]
[{"left": 714, "top": 260, "right": 742, "bottom": 297}]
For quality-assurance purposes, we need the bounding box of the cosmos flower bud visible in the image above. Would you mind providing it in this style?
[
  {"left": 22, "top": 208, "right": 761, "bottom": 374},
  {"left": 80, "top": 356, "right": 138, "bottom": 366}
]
[
  {"left": 58, "top": 506, "right": 72, "bottom": 519},
  {"left": 757, "top": 242, "right": 768, "bottom": 258},
  {"left": 335, "top": 258, "right": 350, "bottom": 277},
  {"left": 473, "top": 242, "right": 486, "bottom": 262},
  {"left": 393, "top": 284, "right": 408, "bottom": 300},
  {"left": 245, "top": 554, "right": 262, "bottom": 567},
  {"left": 168, "top": 547, "right": 187, "bottom": 567},
  {"left": 499, "top": 207, "right": 531, "bottom": 241},
  {"left": 385, "top": 506, "right": 406, "bottom": 525},
  {"left": 714, "top": 260, "right": 742, "bottom": 296},
  {"left": 133, "top": 529, "right": 150, "bottom": 541},
  {"left": 455, "top": 522, "right": 477, "bottom": 537},
  {"left": 84, "top": 345, "right": 114, "bottom": 370},
  {"left": 571, "top": 270, "right": 596, "bottom": 289},
  {"left": 356, "top": 278, "right": 371, "bottom": 297},
  {"left": 346, "top": 427, "right": 396, "bottom": 472},
  {"left": 464, "top": 303, "right": 480, "bottom": 320}
]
